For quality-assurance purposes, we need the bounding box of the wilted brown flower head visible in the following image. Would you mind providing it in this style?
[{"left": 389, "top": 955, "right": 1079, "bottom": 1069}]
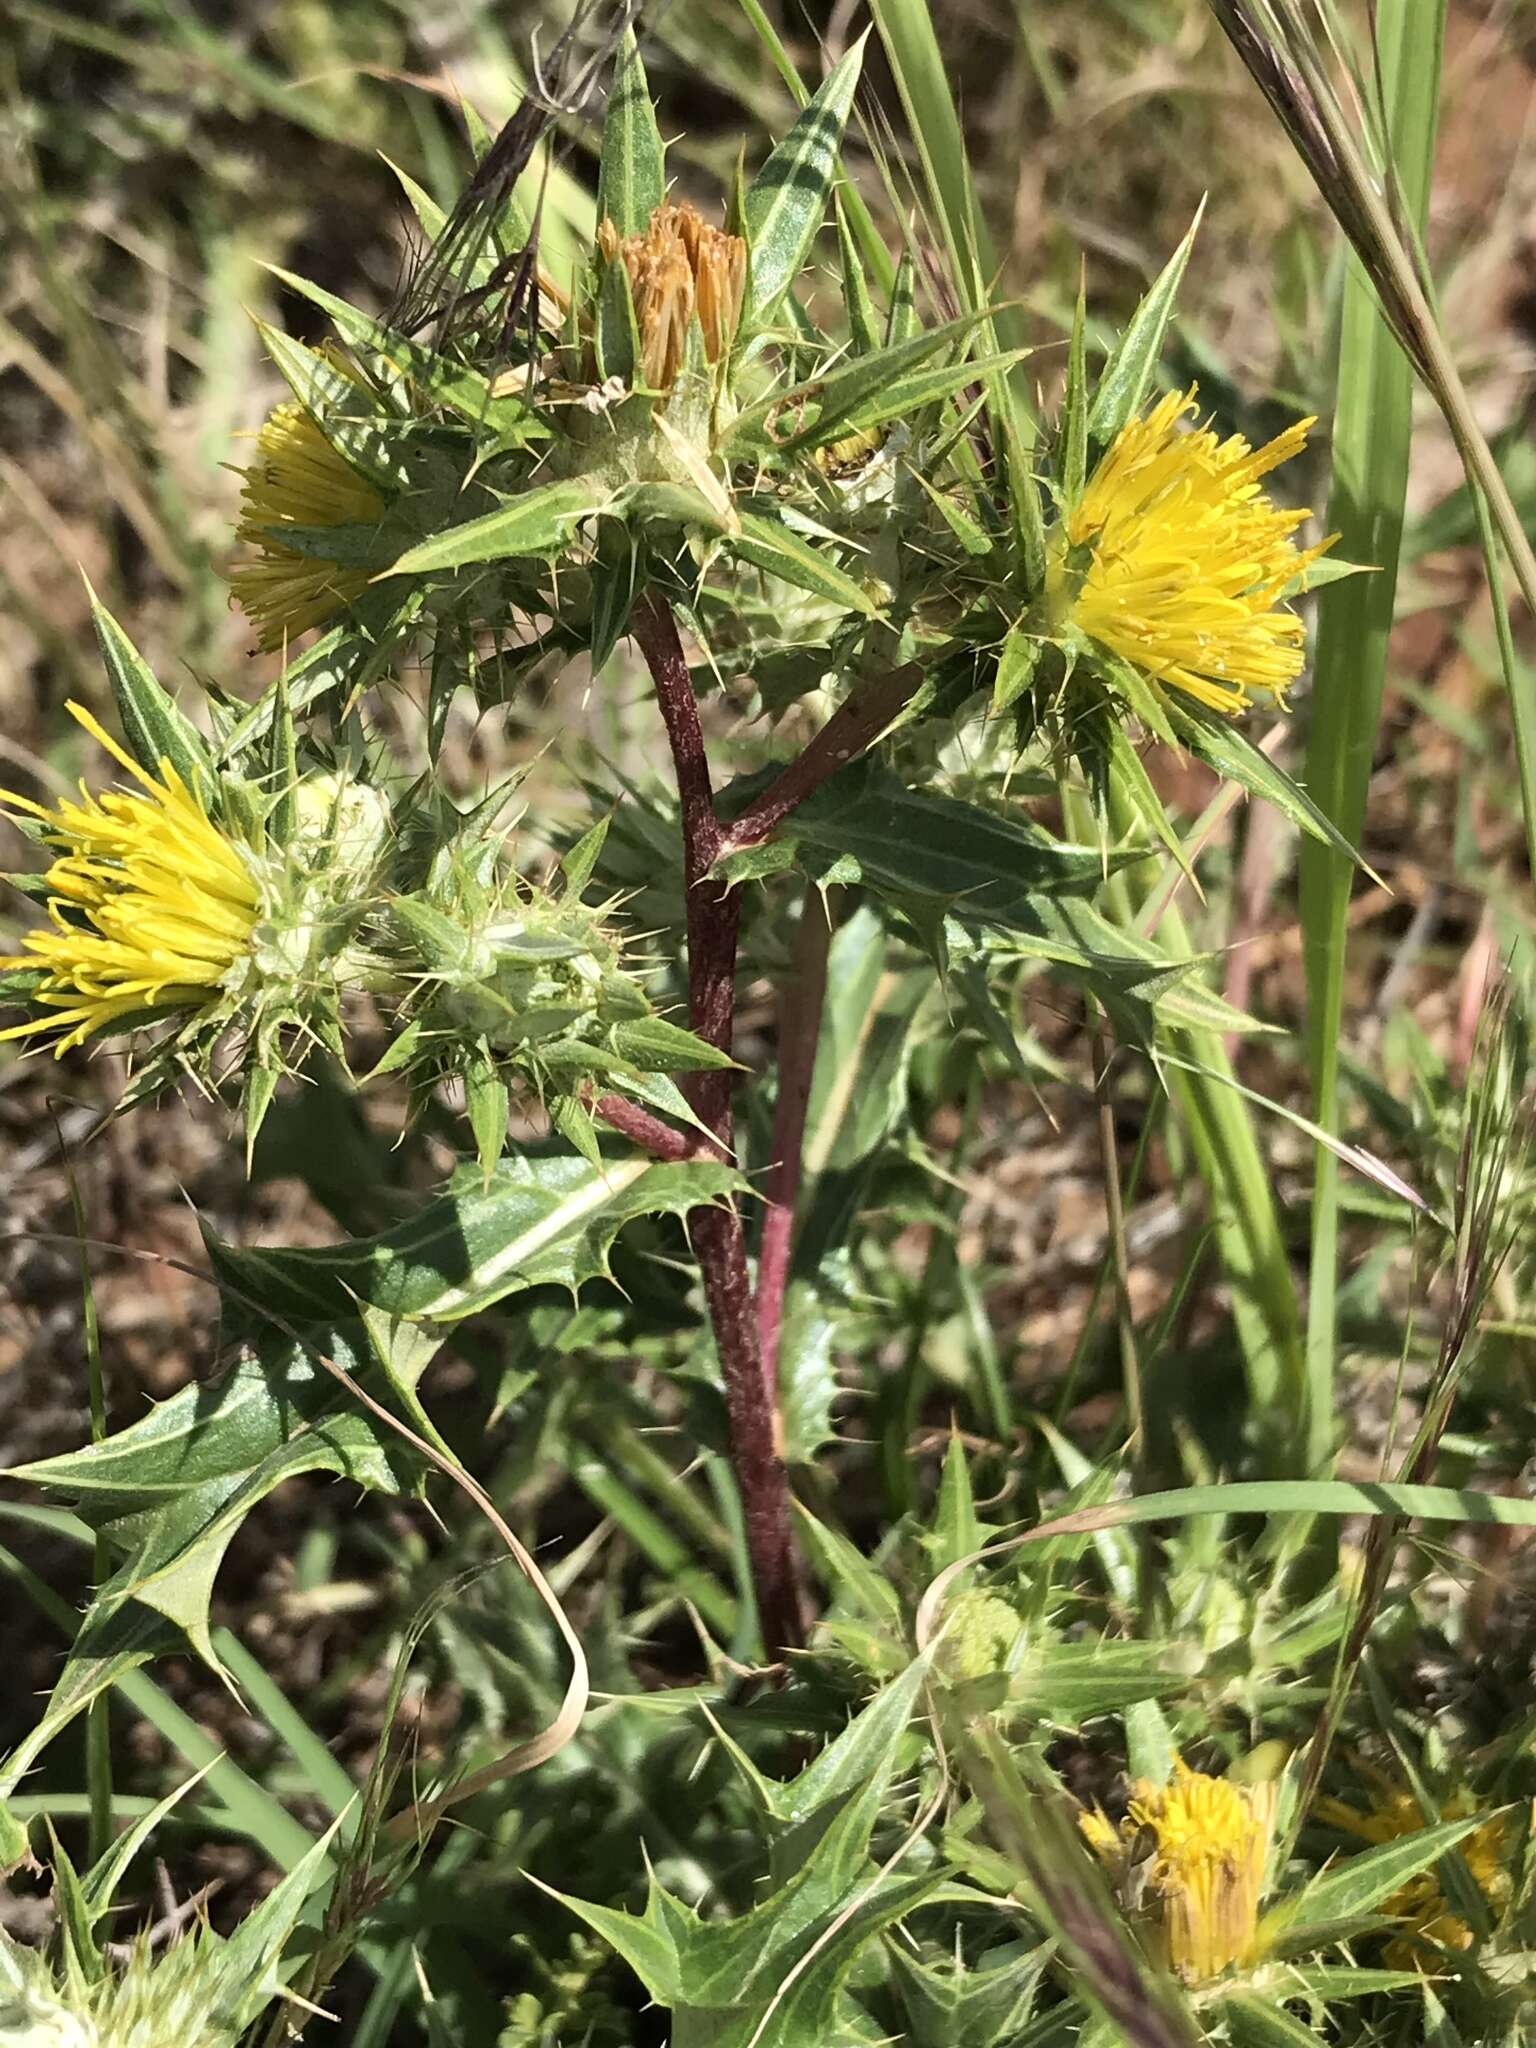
[{"left": 596, "top": 202, "right": 747, "bottom": 393}]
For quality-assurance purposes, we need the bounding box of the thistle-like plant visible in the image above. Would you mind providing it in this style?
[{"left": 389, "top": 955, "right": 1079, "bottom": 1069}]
[{"left": 0, "top": 18, "right": 1400, "bottom": 2001}]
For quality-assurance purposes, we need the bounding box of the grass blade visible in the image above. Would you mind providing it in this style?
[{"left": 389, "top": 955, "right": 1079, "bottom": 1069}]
[
  {"left": 1297, "top": 0, "right": 1444, "bottom": 1474},
  {"left": 866, "top": 0, "right": 1028, "bottom": 368}
]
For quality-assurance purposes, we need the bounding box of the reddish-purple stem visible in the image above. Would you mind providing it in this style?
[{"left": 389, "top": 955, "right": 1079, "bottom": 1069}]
[
  {"left": 592, "top": 1091, "right": 710, "bottom": 1163},
  {"left": 628, "top": 592, "right": 807, "bottom": 1654},
  {"left": 755, "top": 889, "right": 836, "bottom": 1383},
  {"left": 628, "top": 594, "right": 739, "bottom": 1144},
  {"left": 716, "top": 662, "right": 923, "bottom": 859}
]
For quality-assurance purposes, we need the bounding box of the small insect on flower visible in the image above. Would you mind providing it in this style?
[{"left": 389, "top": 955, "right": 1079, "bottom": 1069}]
[
  {"left": 230, "top": 402, "right": 387, "bottom": 651},
  {"left": 1316, "top": 1781, "right": 1512, "bottom": 1964},
  {"left": 0, "top": 705, "right": 260, "bottom": 1055},
  {"left": 1081, "top": 1759, "right": 1277, "bottom": 1982},
  {"left": 1055, "top": 386, "right": 1333, "bottom": 716}
]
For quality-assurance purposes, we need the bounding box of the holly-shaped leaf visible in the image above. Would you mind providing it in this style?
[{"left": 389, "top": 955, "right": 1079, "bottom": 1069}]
[
  {"left": 558, "top": 1659, "right": 939, "bottom": 2045},
  {"left": 4, "top": 1152, "right": 741, "bottom": 1788}
]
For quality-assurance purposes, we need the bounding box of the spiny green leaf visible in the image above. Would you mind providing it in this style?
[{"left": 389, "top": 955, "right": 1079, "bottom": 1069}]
[
  {"left": 383, "top": 156, "right": 495, "bottom": 290},
  {"left": 1420, "top": 1985, "right": 1471, "bottom": 2048},
  {"left": 597, "top": 30, "right": 665, "bottom": 236},
  {"left": 836, "top": 199, "right": 881, "bottom": 355},
  {"left": 217, "top": 586, "right": 423, "bottom": 760},
  {"left": 608, "top": 1016, "right": 738, "bottom": 1071},
  {"left": 390, "top": 479, "right": 612, "bottom": 575},
  {"left": 1085, "top": 204, "right": 1203, "bottom": 450},
  {"left": 587, "top": 517, "right": 644, "bottom": 669},
  {"left": 262, "top": 264, "right": 535, "bottom": 437},
  {"left": 8, "top": 1154, "right": 740, "bottom": 1771},
  {"left": 992, "top": 625, "right": 1043, "bottom": 715},
  {"left": 1278, "top": 1965, "right": 1428, "bottom": 1998},
  {"left": 1097, "top": 647, "right": 1178, "bottom": 750},
  {"left": 794, "top": 910, "right": 931, "bottom": 1271},
  {"left": 731, "top": 511, "right": 881, "bottom": 616},
  {"left": 888, "top": 1938, "right": 1053, "bottom": 2048},
  {"left": 998, "top": 395, "right": 1047, "bottom": 592},
  {"left": 204, "top": 1152, "right": 743, "bottom": 1324},
  {"left": 910, "top": 468, "right": 993, "bottom": 555},
  {"left": 806, "top": 344, "right": 1032, "bottom": 460},
  {"left": 685, "top": 1871, "right": 939, "bottom": 2048},
  {"left": 1163, "top": 696, "right": 1371, "bottom": 870},
  {"left": 970, "top": 906, "right": 1267, "bottom": 1042},
  {"left": 886, "top": 248, "right": 918, "bottom": 346},
  {"left": 1107, "top": 720, "right": 1197, "bottom": 889},
  {"left": 253, "top": 517, "right": 389, "bottom": 568},
  {"left": 612, "top": 476, "right": 738, "bottom": 535},
  {"left": 1006, "top": 1639, "right": 1194, "bottom": 1718},
  {"left": 561, "top": 811, "right": 612, "bottom": 895},
  {"left": 1222, "top": 1993, "right": 1331, "bottom": 2048},
  {"left": 787, "top": 761, "right": 1120, "bottom": 907},
  {"left": 795, "top": 1502, "right": 903, "bottom": 1630},
  {"left": 572, "top": 1675, "right": 929, "bottom": 2035},
  {"left": 252, "top": 321, "right": 419, "bottom": 490},
  {"left": 47, "top": 1827, "right": 99, "bottom": 1982},
  {"left": 724, "top": 312, "right": 992, "bottom": 455},
  {"left": 0, "top": 1613, "right": 177, "bottom": 1806},
  {"left": 464, "top": 1044, "right": 510, "bottom": 1177},
  {"left": 0, "top": 1328, "right": 408, "bottom": 1795},
  {"left": 772, "top": 1656, "right": 929, "bottom": 1827},
  {"left": 203, "top": 1818, "right": 344, "bottom": 2028},
  {"left": 548, "top": 1880, "right": 685, "bottom": 2004},
  {"left": 0, "top": 1802, "right": 29, "bottom": 1878},
  {"left": 775, "top": 1279, "right": 841, "bottom": 1462},
  {"left": 80, "top": 1766, "right": 215, "bottom": 1921},
  {"left": 1269, "top": 1811, "right": 1497, "bottom": 1937},
  {"left": 1289, "top": 553, "right": 1372, "bottom": 594},
  {"left": 593, "top": 246, "right": 641, "bottom": 385},
  {"left": 743, "top": 37, "right": 866, "bottom": 325},
  {"left": 1062, "top": 281, "right": 1089, "bottom": 504},
  {"left": 87, "top": 596, "right": 212, "bottom": 800},
  {"left": 932, "top": 1434, "right": 984, "bottom": 1575}
]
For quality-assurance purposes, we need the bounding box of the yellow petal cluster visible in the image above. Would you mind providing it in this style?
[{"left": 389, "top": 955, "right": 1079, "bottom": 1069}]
[
  {"left": 1061, "top": 387, "right": 1331, "bottom": 715},
  {"left": 230, "top": 403, "right": 385, "bottom": 651},
  {"left": 1082, "top": 1759, "right": 1276, "bottom": 1982},
  {"left": 0, "top": 705, "right": 259, "bottom": 1054},
  {"left": 597, "top": 203, "right": 747, "bottom": 393},
  {"left": 1316, "top": 1782, "right": 1511, "bottom": 1965}
]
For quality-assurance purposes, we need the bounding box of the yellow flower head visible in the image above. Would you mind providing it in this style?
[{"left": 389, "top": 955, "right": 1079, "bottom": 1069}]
[
  {"left": 230, "top": 402, "right": 386, "bottom": 651},
  {"left": 1082, "top": 1760, "right": 1277, "bottom": 1982},
  {"left": 0, "top": 704, "right": 260, "bottom": 1054},
  {"left": 1316, "top": 1782, "right": 1512, "bottom": 1965},
  {"left": 596, "top": 203, "right": 747, "bottom": 394},
  {"left": 1060, "top": 387, "right": 1331, "bottom": 716}
]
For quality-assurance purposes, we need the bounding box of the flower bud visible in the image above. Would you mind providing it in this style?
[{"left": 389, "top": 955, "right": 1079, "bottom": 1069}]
[
  {"left": 290, "top": 771, "right": 392, "bottom": 870},
  {"left": 594, "top": 204, "right": 746, "bottom": 396},
  {"left": 936, "top": 1591, "right": 1024, "bottom": 1682}
]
